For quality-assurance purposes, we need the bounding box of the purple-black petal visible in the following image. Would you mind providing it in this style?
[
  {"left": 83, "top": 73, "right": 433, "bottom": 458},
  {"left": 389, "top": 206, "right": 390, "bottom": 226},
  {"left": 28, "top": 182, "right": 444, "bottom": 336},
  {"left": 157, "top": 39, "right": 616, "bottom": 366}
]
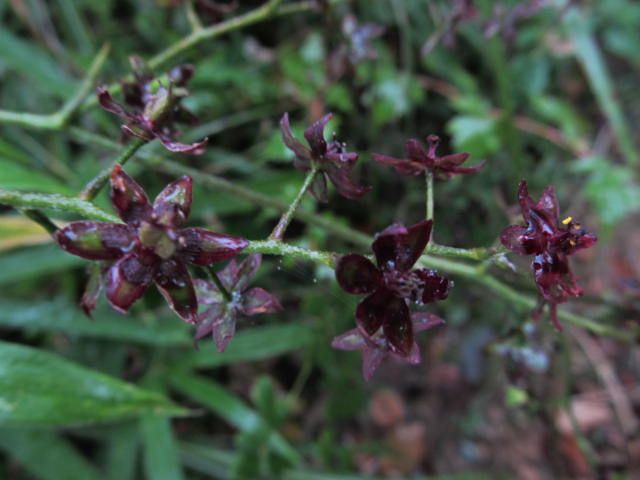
[
  {"left": 176, "top": 227, "right": 248, "bottom": 265},
  {"left": 304, "top": 113, "right": 332, "bottom": 156},
  {"left": 155, "top": 259, "right": 198, "bottom": 323},
  {"left": 500, "top": 224, "right": 530, "bottom": 255},
  {"left": 335, "top": 254, "right": 381, "bottom": 294},
  {"left": 110, "top": 165, "right": 152, "bottom": 223},
  {"left": 106, "top": 253, "right": 154, "bottom": 313},
  {"left": 411, "top": 312, "right": 445, "bottom": 332},
  {"left": 153, "top": 175, "right": 193, "bottom": 228},
  {"left": 309, "top": 172, "right": 328, "bottom": 203},
  {"left": 325, "top": 164, "right": 371, "bottom": 199},
  {"left": 382, "top": 296, "right": 413, "bottom": 356},
  {"left": 417, "top": 269, "right": 451, "bottom": 303},
  {"left": 355, "top": 288, "right": 393, "bottom": 336},
  {"left": 372, "top": 153, "right": 424, "bottom": 176},
  {"left": 241, "top": 287, "right": 282, "bottom": 316},
  {"left": 280, "top": 113, "right": 312, "bottom": 166},
  {"left": 55, "top": 222, "right": 137, "bottom": 260},
  {"left": 372, "top": 220, "right": 432, "bottom": 272}
]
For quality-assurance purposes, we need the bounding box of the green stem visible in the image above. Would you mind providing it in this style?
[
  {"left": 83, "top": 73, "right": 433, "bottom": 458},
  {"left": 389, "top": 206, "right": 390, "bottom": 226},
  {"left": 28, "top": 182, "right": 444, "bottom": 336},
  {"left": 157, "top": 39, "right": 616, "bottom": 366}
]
[
  {"left": 269, "top": 165, "right": 319, "bottom": 241},
  {"left": 425, "top": 170, "right": 434, "bottom": 223},
  {"left": 0, "top": 43, "right": 110, "bottom": 129},
  {"left": 185, "top": 0, "right": 203, "bottom": 32},
  {"left": 207, "top": 268, "right": 232, "bottom": 302},
  {"left": 0, "top": 190, "right": 120, "bottom": 223},
  {"left": 245, "top": 240, "right": 337, "bottom": 268},
  {"left": 20, "top": 209, "right": 58, "bottom": 235},
  {"left": 79, "top": 138, "right": 148, "bottom": 201}
]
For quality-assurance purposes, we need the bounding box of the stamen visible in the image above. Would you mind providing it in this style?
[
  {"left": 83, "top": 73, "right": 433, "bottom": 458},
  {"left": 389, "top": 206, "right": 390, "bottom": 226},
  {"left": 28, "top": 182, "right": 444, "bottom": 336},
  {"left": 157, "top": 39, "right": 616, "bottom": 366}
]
[{"left": 562, "top": 216, "right": 573, "bottom": 225}]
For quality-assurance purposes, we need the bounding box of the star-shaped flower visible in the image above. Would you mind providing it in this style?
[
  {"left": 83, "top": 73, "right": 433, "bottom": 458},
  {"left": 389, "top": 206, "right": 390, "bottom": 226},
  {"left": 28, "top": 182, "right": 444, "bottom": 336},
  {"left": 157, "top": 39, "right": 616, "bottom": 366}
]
[
  {"left": 55, "top": 165, "right": 248, "bottom": 322},
  {"left": 373, "top": 134, "right": 485, "bottom": 178},
  {"left": 194, "top": 254, "right": 282, "bottom": 351},
  {"left": 280, "top": 112, "right": 370, "bottom": 202},
  {"left": 500, "top": 180, "right": 597, "bottom": 329},
  {"left": 333, "top": 220, "right": 450, "bottom": 379},
  {"left": 332, "top": 312, "right": 445, "bottom": 381},
  {"left": 97, "top": 57, "right": 207, "bottom": 154}
]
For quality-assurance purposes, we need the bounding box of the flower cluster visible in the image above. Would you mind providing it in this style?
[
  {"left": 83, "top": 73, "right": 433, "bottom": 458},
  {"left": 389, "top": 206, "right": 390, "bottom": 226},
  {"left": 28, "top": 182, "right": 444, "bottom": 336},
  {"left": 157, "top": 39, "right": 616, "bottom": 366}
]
[
  {"left": 333, "top": 220, "right": 451, "bottom": 380},
  {"left": 500, "top": 181, "right": 597, "bottom": 330},
  {"left": 373, "top": 134, "right": 485, "bottom": 178},
  {"left": 280, "top": 112, "right": 370, "bottom": 202},
  {"left": 98, "top": 57, "right": 207, "bottom": 154},
  {"left": 55, "top": 165, "right": 248, "bottom": 323},
  {"left": 194, "top": 254, "right": 282, "bottom": 352}
]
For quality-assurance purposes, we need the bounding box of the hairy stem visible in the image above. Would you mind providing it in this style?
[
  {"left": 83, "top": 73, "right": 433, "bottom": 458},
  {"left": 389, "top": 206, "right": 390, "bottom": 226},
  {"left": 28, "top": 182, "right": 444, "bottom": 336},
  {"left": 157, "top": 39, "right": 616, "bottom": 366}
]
[
  {"left": 245, "top": 240, "right": 337, "bottom": 268},
  {"left": 0, "top": 190, "right": 121, "bottom": 223},
  {"left": 79, "top": 138, "right": 148, "bottom": 201},
  {"left": 269, "top": 165, "right": 319, "bottom": 241}
]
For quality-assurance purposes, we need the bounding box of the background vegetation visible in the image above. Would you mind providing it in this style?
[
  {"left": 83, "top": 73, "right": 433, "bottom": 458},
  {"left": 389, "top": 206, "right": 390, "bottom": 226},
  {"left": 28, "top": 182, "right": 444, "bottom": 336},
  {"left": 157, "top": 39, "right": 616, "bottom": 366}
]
[{"left": 1, "top": 0, "right": 639, "bottom": 478}]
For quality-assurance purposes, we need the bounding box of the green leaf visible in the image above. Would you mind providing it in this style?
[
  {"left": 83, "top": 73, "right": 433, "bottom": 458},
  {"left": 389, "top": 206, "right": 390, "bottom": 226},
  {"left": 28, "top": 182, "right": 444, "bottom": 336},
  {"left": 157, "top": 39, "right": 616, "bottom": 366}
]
[
  {"left": 168, "top": 372, "right": 300, "bottom": 465},
  {"left": 0, "top": 298, "right": 190, "bottom": 346},
  {"left": 563, "top": 5, "right": 638, "bottom": 164},
  {"left": 447, "top": 116, "right": 500, "bottom": 158},
  {"left": 0, "top": 29, "right": 77, "bottom": 98},
  {"left": 141, "top": 416, "right": 185, "bottom": 480},
  {"left": 0, "top": 430, "right": 103, "bottom": 480},
  {"left": 0, "top": 157, "right": 72, "bottom": 194},
  {"left": 0, "top": 341, "right": 187, "bottom": 427},
  {"left": 180, "top": 323, "right": 314, "bottom": 368},
  {"left": 104, "top": 423, "right": 139, "bottom": 480},
  {"left": 0, "top": 243, "right": 84, "bottom": 286}
]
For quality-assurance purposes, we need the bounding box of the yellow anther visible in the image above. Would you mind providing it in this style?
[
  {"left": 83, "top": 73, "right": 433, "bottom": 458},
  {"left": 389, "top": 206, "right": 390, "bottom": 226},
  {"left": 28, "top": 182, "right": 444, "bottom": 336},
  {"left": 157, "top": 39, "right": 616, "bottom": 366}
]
[
  {"left": 562, "top": 216, "right": 573, "bottom": 225},
  {"left": 569, "top": 239, "right": 576, "bottom": 246}
]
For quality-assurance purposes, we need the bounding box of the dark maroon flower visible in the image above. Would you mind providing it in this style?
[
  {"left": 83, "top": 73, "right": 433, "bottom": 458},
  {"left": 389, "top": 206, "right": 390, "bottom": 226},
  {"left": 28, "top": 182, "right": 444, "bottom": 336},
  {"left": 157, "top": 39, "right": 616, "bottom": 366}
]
[
  {"left": 194, "top": 254, "right": 282, "bottom": 351},
  {"left": 98, "top": 57, "right": 207, "bottom": 154},
  {"left": 500, "top": 180, "right": 597, "bottom": 330},
  {"left": 280, "top": 113, "right": 370, "bottom": 202},
  {"left": 333, "top": 220, "right": 450, "bottom": 378},
  {"left": 373, "top": 134, "right": 485, "bottom": 179},
  {"left": 332, "top": 312, "right": 445, "bottom": 381},
  {"left": 54, "top": 165, "right": 248, "bottom": 322}
]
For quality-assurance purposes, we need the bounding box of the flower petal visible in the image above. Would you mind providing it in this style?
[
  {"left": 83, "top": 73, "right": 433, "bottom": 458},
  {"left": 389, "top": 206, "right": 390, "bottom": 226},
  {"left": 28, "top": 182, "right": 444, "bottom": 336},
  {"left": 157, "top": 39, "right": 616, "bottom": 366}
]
[
  {"left": 232, "top": 254, "right": 262, "bottom": 292},
  {"left": 500, "top": 225, "right": 530, "bottom": 255},
  {"left": 105, "top": 254, "right": 154, "bottom": 313},
  {"left": 417, "top": 269, "right": 451, "bottom": 303},
  {"left": 362, "top": 344, "right": 387, "bottom": 381},
  {"left": 406, "top": 139, "right": 430, "bottom": 165},
  {"left": 156, "top": 132, "right": 208, "bottom": 155},
  {"left": 97, "top": 86, "right": 136, "bottom": 121},
  {"left": 193, "top": 278, "right": 225, "bottom": 305},
  {"left": 55, "top": 222, "right": 137, "bottom": 260},
  {"left": 435, "top": 152, "right": 471, "bottom": 168},
  {"left": 372, "top": 220, "right": 432, "bottom": 271},
  {"left": 153, "top": 175, "right": 193, "bottom": 228},
  {"left": 372, "top": 153, "right": 424, "bottom": 176},
  {"left": 309, "top": 171, "right": 328, "bottom": 203},
  {"left": 168, "top": 64, "right": 195, "bottom": 86},
  {"left": 210, "top": 310, "right": 237, "bottom": 352},
  {"left": 80, "top": 264, "right": 104, "bottom": 317},
  {"left": 537, "top": 185, "right": 559, "bottom": 222},
  {"left": 331, "top": 328, "right": 367, "bottom": 351},
  {"left": 241, "top": 287, "right": 282, "bottom": 316},
  {"left": 335, "top": 254, "right": 382, "bottom": 294},
  {"left": 154, "top": 259, "right": 198, "bottom": 323},
  {"left": 356, "top": 288, "right": 393, "bottom": 336},
  {"left": 517, "top": 180, "right": 535, "bottom": 219},
  {"left": 194, "top": 303, "right": 224, "bottom": 343},
  {"left": 110, "top": 165, "right": 151, "bottom": 223},
  {"left": 280, "top": 113, "right": 312, "bottom": 165},
  {"left": 382, "top": 296, "right": 412, "bottom": 356},
  {"left": 176, "top": 228, "right": 248, "bottom": 265},
  {"left": 304, "top": 113, "right": 332, "bottom": 155},
  {"left": 399, "top": 341, "right": 421, "bottom": 364},
  {"left": 442, "top": 159, "right": 486, "bottom": 175},
  {"left": 411, "top": 312, "right": 445, "bottom": 332},
  {"left": 325, "top": 164, "right": 371, "bottom": 199}
]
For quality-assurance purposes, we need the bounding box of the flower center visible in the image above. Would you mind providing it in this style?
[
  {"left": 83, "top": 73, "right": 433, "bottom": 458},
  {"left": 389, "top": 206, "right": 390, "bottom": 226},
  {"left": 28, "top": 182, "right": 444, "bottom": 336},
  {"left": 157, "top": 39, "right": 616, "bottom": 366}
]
[
  {"left": 382, "top": 269, "right": 425, "bottom": 303},
  {"left": 138, "top": 221, "right": 176, "bottom": 259}
]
